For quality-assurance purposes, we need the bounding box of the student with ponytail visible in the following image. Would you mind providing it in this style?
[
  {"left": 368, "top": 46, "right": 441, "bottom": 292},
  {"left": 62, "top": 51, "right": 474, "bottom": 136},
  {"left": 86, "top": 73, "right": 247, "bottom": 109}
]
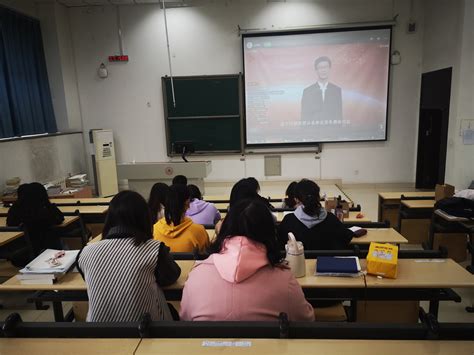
[
  {"left": 277, "top": 179, "right": 354, "bottom": 250},
  {"left": 153, "top": 184, "right": 209, "bottom": 253}
]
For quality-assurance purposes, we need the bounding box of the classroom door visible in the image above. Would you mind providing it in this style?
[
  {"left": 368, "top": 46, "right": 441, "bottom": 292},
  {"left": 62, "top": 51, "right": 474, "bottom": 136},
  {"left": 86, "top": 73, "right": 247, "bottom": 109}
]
[{"left": 415, "top": 68, "right": 452, "bottom": 189}]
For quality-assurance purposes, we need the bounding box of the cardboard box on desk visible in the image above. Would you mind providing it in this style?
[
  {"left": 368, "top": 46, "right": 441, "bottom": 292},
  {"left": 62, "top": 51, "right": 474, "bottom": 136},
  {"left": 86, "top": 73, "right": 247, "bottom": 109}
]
[
  {"left": 325, "top": 198, "right": 350, "bottom": 218},
  {"left": 435, "top": 184, "right": 455, "bottom": 201},
  {"left": 366, "top": 242, "right": 398, "bottom": 279}
]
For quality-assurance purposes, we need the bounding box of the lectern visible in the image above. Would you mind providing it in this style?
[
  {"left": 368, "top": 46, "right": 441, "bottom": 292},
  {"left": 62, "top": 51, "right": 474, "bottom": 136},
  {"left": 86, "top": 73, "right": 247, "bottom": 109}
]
[{"left": 117, "top": 161, "right": 211, "bottom": 197}]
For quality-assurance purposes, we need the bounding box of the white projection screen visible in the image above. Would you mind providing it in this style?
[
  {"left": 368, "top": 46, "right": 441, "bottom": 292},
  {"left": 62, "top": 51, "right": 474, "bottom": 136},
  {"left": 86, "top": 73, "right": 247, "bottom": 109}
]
[{"left": 243, "top": 26, "right": 392, "bottom": 147}]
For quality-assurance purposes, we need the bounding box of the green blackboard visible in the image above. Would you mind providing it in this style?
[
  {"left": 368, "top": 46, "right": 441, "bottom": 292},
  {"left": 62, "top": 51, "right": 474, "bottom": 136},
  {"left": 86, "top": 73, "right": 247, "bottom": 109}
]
[{"left": 162, "top": 74, "right": 242, "bottom": 154}]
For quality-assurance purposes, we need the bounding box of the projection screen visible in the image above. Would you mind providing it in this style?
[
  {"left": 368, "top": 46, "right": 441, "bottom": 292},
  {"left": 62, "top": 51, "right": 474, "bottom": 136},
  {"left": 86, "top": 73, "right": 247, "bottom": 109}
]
[{"left": 243, "top": 26, "right": 392, "bottom": 147}]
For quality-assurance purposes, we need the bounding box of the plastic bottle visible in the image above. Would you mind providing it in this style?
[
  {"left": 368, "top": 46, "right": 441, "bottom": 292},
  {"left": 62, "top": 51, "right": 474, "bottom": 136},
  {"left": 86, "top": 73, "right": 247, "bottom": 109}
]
[{"left": 285, "top": 232, "right": 306, "bottom": 278}]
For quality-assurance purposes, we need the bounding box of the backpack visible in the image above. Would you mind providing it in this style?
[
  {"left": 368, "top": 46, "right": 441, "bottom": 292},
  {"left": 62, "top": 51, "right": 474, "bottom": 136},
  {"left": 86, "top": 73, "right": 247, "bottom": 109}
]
[{"left": 435, "top": 197, "right": 474, "bottom": 219}]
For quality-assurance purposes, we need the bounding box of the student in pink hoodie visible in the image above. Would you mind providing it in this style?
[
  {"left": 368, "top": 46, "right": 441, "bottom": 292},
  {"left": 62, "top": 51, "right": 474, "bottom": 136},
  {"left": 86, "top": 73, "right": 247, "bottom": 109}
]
[{"left": 180, "top": 199, "right": 315, "bottom": 322}]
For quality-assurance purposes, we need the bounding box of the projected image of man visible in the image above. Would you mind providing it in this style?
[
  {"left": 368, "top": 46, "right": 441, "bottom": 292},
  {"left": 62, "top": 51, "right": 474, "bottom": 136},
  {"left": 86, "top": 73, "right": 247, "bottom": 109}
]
[{"left": 301, "top": 56, "right": 343, "bottom": 127}]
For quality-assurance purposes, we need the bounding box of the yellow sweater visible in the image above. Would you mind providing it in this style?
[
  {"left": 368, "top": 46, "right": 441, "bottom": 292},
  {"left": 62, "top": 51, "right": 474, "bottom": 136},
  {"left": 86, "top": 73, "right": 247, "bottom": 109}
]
[{"left": 153, "top": 217, "right": 209, "bottom": 253}]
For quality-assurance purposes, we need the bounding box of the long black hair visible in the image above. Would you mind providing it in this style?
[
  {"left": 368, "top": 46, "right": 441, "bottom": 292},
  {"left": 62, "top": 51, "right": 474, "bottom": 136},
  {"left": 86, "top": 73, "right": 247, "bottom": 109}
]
[
  {"left": 148, "top": 182, "right": 169, "bottom": 224},
  {"left": 229, "top": 179, "right": 258, "bottom": 208},
  {"left": 284, "top": 181, "right": 298, "bottom": 209},
  {"left": 187, "top": 184, "right": 202, "bottom": 201},
  {"left": 294, "top": 179, "right": 322, "bottom": 217},
  {"left": 164, "top": 184, "right": 190, "bottom": 226},
  {"left": 17, "top": 183, "right": 51, "bottom": 209},
  {"left": 209, "top": 199, "right": 281, "bottom": 266},
  {"left": 103, "top": 190, "right": 153, "bottom": 245}
]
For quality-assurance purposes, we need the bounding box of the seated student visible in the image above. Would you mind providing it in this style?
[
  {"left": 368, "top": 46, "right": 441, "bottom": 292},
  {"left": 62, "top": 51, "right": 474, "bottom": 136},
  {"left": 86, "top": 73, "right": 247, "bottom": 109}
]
[
  {"left": 76, "top": 190, "right": 181, "bottom": 322},
  {"left": 281, "top": 181, "right": 298, "bottom": 209},
  {"left": 172, "top": 175, "right": 187, "bottom": 186},
  {"left": 277, "top": 179, "right": 354, "bottom": 250},
  {"left": 185, "top": 184, "right": 221, "bottom": 225},
  {"left": 245, "top": 177, "right": 274, "bottom": 209},
  {"left": 148, "top": 182, "right": 169, "bottom": 224},
  {"left": 229, "top": 179, "right": 259, "bottom": 209},
  {"left": 7, "top": 182, "right": 64, "bottom": 257},
  {"left": 153, "top": 184, "right": 209, "bottom": 252},
  {"left": 180, "top": 199, "right": 315, "bottom": 321}
]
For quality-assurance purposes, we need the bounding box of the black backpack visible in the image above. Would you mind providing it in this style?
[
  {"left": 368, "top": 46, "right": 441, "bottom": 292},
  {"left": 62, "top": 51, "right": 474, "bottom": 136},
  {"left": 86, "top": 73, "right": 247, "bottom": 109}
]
[{"left": 435, "top": 197, "right": 474, "bottom": 219}]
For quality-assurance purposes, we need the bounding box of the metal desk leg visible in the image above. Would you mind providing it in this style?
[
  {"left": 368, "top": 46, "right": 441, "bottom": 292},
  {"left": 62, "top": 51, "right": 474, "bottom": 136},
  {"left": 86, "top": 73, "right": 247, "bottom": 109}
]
[
  {"left": 350, "top": 299, "right": 357, "bottom": 322},
  {"left": 429, "top": 300, "right": 439, "bottom": 319},
  {"left": 52, "top": 301, "right": 65, "bottom": 322}
]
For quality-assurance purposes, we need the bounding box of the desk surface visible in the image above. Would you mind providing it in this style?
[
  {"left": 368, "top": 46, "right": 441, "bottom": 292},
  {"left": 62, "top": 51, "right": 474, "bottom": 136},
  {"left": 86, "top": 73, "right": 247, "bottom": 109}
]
[
  {"left": 0, "top": 215, "right": 79, "bottom": 228},
  {"left": 401, "top": 200, "right": 436, "bottom": 209},
  {"left": 365, "top": 258, "right": 474, "bottom": 288},
  {"left": 0, "top": 338, "right": 140, "bottom": 355},
  {"left": 0, "top": 231, "right": 24, "bottom": 247},
  {"left": 58, "top": 205, "right": 108, "bottom": 214},
  {"left": 0, "top": 259, "right": 364, "bottom": 291},
  {"left": 0, "top": 339, "right": 472, "bottom": 355},
  {"left": 218, "top": 211, "right": 371, "bottom": 224},
  {"left": 379, "top": 191, "right": 435, "bottom": 200},
  {"left": 92, "top": 228, "right": 407, "bottom": 247},
  {"left": 50, "top": 197, "right": 113, "bottom": 205},
  {"left": 2, "top": 258, "right": 471, "bottom": 292},
  {"left": 0, "top": 206, "right": 108, "bottom": 216},
  {"left": 0, "top": 260, "right": 195, "bottom": 292},
  {"left": 350, "top": 228, "right": 407, "bottom": 244},
  {"left": 136, "top": 339, "right": 474, "bottom": 355}
]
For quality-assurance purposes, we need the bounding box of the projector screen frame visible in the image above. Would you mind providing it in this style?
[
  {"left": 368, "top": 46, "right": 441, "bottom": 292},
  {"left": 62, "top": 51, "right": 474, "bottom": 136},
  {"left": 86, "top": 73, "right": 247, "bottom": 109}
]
[{"left": 242, "top": 24, "right": 393, "bottom": 149}]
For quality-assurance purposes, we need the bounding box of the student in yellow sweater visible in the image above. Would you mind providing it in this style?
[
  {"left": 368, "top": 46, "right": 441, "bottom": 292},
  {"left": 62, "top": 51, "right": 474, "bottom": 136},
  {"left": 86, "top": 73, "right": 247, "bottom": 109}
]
[{"left": 153, "top": 184, "right": 209, "bottom": 253}]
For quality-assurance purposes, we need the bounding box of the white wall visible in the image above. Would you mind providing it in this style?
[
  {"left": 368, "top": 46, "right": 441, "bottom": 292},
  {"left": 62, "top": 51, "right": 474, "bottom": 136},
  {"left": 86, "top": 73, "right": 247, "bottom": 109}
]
[
  {"left": 422, "top": 0, "right": 474, "bottom": 189},
  {"left": 38, "top": 3, "right": 83, "bottom": 132},
  {"left": 0, "top": 134, "right": 86, "bottom": 188},
  {"left": 69, "top": 0, "right": 424, "bottom": 183}
]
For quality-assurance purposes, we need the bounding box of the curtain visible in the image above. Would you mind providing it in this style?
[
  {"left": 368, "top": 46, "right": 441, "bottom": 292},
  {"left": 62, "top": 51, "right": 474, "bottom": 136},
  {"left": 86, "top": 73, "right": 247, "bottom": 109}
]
[{"left": 0, "top": 7, "right": 57, "bottom": 138}]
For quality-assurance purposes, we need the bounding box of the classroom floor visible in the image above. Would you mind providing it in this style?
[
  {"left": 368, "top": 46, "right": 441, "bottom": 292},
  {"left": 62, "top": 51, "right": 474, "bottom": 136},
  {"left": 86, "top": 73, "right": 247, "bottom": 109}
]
[{"left": 0, "top": 182, "right": 472, "bottom": 323}]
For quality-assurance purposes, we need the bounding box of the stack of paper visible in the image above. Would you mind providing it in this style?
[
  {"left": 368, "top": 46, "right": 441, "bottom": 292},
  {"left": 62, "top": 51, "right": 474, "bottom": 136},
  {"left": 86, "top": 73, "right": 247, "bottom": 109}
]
[
  {"left": 18, "top": 249, "right": 79, "bottom": 285},
  {"left": 66, "top": 174, "right": 88, "bottom": 188}
]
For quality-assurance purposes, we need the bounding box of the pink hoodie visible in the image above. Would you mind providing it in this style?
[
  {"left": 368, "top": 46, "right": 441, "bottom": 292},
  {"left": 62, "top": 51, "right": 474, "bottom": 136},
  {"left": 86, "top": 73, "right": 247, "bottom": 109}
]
[{"left": 179, "top": 236, "right": 315, "bottom": 321}]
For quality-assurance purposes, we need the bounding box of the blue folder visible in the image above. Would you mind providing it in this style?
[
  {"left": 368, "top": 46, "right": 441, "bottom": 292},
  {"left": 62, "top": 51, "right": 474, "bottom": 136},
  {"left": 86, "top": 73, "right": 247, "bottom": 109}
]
[{"left": 316, "top": 256, "right": 360, "bottom": 274}]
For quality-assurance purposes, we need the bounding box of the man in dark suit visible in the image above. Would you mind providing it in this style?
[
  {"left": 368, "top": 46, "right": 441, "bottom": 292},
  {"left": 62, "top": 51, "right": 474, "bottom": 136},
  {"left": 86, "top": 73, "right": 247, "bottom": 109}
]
[{"left": 301, "top": 56, "right": 343, "bottom": 126}]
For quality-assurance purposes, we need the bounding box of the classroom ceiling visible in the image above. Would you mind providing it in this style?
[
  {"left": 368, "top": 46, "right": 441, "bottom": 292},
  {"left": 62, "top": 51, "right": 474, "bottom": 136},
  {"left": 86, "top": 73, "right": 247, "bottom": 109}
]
[
  {"left": 34, "top": 0, "right": 189, "bottom": 7},
  {"left": 35, "top": 0, "right": 288, "bottom": 7}
]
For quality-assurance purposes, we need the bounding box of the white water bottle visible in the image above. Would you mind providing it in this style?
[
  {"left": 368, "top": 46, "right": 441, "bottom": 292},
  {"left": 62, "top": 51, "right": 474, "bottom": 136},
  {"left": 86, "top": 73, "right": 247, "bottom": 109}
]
[{"left": 285, "top": 232, "right": 306, "bottom": 278}]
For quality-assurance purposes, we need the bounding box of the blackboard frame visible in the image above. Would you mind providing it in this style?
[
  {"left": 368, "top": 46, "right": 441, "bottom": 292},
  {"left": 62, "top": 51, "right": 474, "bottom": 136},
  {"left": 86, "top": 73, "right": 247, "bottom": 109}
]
[{"left": 162, "top": 74, "right": 244, "bottom": 156}]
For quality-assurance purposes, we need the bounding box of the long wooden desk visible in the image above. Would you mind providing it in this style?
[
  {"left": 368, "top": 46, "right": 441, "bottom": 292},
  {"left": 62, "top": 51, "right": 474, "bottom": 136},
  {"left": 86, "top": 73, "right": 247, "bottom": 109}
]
[
  {"left": 0, "top": 215, "right": 79, "bottom": 228},
  {"left": 2, "top": 339, "right": 473, "bottom": 355},
  {"left": 378, "top": 191, "right": 435, "bottom": 229},
  {"left": 205, "top": 228, "right": 407, "bottom": 245},
  {"left": 0, "top": 206, "right": 108, "bottom": 216},
  {"left": 401, "top": 200, "right": 436, "bottom": 209},
  {"left": 136, "top": 339, "right": 474, "bottom": 355},
  {"left": 90, "top": 228, "right": 407, "bottom": 246},
  {"left": 2, "top": 257, "right": 472, "bottom": 322},
  {"left": 0, "top": 338, "right": 140, "bottom": 355},
  {"left": 50, "top": 197, "right": 113, "bottom": 205},
  {"left": 217, "top": 211, "right": 371, "bottom": 224},
  {"left": 58, "top": 205, "right": 108, "bottom": 215},
  {"left": 364, "top": 259, "right": 474, "bottom": 288},
  {"left": 398, "top": 200, "right": 436, "bottom": 245},
  {"left": 0, "top": 231, "right": 24, "bottom": 247}
]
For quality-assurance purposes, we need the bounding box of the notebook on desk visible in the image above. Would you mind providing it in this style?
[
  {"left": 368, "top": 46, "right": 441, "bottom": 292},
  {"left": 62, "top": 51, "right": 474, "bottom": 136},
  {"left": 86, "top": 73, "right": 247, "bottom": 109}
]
[{"left": 316, "top": 256, "right": 361, "bottom": 277}]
